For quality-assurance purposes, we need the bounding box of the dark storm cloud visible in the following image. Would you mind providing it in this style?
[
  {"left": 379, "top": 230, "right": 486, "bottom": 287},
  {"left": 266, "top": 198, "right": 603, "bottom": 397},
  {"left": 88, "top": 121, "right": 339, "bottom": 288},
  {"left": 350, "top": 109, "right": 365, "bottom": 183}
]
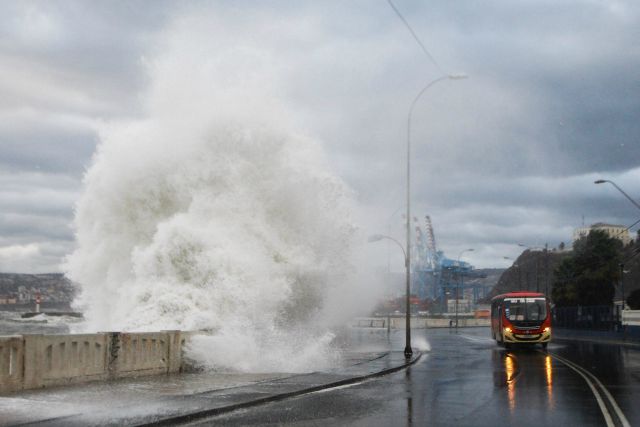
[
  {"left": 353, "top": 0, "right": 640, "bottom": 269},
  {"left": 1, "top": 124, "right": 97, "bottom": 175},
  {"left": 382, "top": 0, "right": 640, "bottom": 179},
  {"left": 0, "top": 173, "right": 78, "bottom": 216},
  {"left": 1, "top": 0, "right": 639, "bottom": 271},
  {"left": 0, "top": 1, "right": 175, "bottom": 272},
  {"left": 0, "top": 1, "right": 172, "bottom": 87},
  {"left": 0, "top": 213, "right": 72, "bottom": 241}
]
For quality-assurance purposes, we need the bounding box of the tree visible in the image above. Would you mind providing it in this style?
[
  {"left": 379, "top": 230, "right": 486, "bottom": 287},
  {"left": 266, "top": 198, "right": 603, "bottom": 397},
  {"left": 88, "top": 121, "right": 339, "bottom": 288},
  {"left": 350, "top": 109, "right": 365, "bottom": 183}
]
[
  {"left": 551, "top": 230, "right": 621, "bottom": 306},
  {"left": 627, "top": 289, "right": 640, "bottom": 310},
  {"left": 551, "top": 257, "right": 577, "bottom": 306}
]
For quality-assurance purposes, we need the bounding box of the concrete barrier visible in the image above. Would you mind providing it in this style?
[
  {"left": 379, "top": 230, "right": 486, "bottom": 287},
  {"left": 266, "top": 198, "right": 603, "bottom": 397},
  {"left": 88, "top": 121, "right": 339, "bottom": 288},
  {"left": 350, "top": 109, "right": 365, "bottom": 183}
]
[
  {"left": 353, "top": 317, "right": 490, "bottom": 329},
  {"left": 23, "top": 333, "right": 109, "bottom": 390},
  {"left": 0, "top": 331, "right": 192, "bottom": 395},
  {"left": 622, "top": 310, "right": 640, "bottom": 326},
  {"left": 0, "top": 336, "right": 24, "bottom": 394},
  {"left": 355, "top": 318, "right": 387, "bottom": 328},
  {"left": 114, "top": 331, "right": 183, "bottom": 379}
]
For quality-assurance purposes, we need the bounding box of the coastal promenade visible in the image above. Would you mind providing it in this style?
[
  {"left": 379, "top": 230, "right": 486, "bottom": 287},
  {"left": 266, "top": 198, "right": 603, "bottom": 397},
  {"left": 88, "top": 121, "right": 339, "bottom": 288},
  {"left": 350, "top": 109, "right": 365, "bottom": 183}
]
[{"left": 0, "top": 349, "right": 420, "bottom": 426}]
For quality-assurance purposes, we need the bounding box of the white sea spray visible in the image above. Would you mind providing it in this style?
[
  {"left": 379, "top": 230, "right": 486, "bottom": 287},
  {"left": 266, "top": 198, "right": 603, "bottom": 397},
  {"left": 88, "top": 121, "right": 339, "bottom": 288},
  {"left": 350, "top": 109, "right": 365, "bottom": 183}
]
[{"left": 65, "top": 9, "right": 358, "bottom": 372}]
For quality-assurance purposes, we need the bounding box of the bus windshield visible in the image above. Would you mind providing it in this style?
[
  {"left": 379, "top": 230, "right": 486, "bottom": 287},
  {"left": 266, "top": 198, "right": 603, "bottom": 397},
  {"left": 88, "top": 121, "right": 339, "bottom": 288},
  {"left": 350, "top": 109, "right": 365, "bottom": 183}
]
[{"left": 504, "top": 297, "right": 547, "bottom": 322}]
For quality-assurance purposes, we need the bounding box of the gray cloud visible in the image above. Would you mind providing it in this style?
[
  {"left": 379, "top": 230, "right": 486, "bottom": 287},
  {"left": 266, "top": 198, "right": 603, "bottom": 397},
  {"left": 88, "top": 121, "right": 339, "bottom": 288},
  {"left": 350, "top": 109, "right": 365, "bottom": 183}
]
[
  {"left": 1, "top": 123, "right": 97, "bottom": 175},
  {"left": 1, "top": 0, "right": 639, "bottom": 272}
]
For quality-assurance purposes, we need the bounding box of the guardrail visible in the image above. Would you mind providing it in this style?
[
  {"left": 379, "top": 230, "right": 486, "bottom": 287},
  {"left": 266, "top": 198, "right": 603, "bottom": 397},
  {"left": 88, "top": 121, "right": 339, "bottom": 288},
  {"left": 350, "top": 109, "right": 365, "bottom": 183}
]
[
  {"left": 352, "top": 317, "right": 490, "bottom": 329},
  {"left": 0, "top": 330, "right": 191, "bottom": 394},
  {"left": 552, "top": 305, "right": 620, "bottom": 331},
  {"left": 622, "top": 310, "right": 640, "bottom": 326}
]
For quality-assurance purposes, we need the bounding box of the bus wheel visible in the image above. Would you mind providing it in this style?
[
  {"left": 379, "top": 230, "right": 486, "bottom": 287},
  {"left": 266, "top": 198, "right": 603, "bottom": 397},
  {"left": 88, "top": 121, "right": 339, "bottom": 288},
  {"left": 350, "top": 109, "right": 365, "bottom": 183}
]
[{"left": 541, "top": 342, "right": 548, "bottom": 350}]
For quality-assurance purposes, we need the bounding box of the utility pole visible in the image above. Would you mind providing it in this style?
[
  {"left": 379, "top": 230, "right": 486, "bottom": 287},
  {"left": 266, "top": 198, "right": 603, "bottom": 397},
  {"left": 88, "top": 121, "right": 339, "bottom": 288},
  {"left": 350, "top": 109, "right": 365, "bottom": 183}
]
[
  {"left": 619, "top": 263, "right": 625, "bottom": 309},
  {"left": 544, "top": 243, "right": 549, "bottom": 296}
]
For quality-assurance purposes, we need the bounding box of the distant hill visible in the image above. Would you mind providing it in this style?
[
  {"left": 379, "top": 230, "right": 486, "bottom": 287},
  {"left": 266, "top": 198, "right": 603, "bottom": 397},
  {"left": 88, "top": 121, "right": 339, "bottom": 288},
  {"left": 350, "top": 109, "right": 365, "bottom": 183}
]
[
  {"left": 466, "top": 268, "right": 505, "bottom": 296},
  {"left": 486, "top": 250, "right": 569, "bottom": 301},
  {"left": 0, "top": 273, "right": 77, "bottom": 310},
  {"left": 487, "top": 241, "right": 640, "bottom": 303}
]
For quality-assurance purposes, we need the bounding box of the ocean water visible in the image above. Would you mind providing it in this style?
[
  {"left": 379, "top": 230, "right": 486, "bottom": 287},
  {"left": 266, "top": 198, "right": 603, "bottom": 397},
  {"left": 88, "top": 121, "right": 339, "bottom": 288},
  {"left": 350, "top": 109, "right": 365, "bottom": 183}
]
[
  {"left": 64, "top": 11, "right": 360, "bottom": 373},
  {"left": 0, "top": 311, "right": 82, "bottom": 335}
]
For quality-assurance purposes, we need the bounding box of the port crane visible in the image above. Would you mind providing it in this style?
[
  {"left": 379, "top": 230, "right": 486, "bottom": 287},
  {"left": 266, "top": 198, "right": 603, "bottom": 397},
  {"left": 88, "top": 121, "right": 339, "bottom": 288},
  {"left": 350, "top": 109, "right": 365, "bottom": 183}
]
[{"left": 411, "top": 216, "right": 487, "bottom": 310}]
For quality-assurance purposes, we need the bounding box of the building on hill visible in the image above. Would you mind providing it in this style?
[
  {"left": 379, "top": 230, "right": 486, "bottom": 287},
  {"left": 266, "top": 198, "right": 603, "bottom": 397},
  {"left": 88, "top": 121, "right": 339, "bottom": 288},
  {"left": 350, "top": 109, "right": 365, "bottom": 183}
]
[{"left": 573, "top": 223, "right": 632, "bottom": 246}]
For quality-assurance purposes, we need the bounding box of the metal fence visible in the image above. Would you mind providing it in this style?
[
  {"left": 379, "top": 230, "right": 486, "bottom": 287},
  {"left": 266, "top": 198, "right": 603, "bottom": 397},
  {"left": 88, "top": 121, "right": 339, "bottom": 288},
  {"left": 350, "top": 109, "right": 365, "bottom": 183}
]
[{"left": 552, "top": 305, "right": 622, "bottom": 331}]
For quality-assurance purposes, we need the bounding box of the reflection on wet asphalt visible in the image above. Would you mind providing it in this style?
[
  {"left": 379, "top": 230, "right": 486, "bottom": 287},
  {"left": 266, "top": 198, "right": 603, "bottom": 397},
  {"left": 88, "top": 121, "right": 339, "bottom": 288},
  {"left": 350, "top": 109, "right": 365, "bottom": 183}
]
[
  {"left": 551, "top": 338, "right": 640, "bottom": 425},
  {"left": 196, "top": 327, "right": 639, "bottom": 426}
]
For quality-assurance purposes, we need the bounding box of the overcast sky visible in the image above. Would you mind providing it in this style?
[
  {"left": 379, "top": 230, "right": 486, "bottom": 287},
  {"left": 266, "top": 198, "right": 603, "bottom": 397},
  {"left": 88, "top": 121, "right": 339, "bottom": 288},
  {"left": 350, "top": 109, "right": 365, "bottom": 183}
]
[{"left": 1, "top": 0, "right": 639, "bottom": 273}]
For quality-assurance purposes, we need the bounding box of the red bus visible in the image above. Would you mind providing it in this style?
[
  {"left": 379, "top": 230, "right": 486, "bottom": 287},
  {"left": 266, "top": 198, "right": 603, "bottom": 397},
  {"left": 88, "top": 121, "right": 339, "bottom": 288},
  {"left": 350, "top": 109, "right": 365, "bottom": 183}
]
[{"left": 491, "top": 292, "right": 551, "bottom": 349}]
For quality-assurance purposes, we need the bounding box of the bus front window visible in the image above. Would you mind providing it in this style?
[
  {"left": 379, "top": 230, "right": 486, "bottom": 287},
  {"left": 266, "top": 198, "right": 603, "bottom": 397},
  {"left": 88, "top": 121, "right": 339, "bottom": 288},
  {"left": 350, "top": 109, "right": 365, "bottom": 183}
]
[{"left": 504, "top": 298, "right": 547, "bottom": 322}]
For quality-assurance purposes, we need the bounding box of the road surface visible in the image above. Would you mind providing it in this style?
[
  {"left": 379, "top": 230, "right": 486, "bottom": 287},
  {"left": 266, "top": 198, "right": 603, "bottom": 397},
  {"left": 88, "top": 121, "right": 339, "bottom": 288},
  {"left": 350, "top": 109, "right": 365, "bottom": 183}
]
[{"left": 185, "top": 327, "right": 640, "bottom": 426}]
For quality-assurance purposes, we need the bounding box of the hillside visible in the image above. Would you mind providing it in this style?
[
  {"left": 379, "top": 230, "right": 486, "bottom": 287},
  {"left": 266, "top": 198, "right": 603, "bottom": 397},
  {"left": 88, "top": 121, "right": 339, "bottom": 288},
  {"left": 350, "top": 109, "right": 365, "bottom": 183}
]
[
  {"left": 0, "top": 273, "right": 77, "bottom": 309},
  {"left": 488, "top": 240, "right": 640, "bottom": 303}
]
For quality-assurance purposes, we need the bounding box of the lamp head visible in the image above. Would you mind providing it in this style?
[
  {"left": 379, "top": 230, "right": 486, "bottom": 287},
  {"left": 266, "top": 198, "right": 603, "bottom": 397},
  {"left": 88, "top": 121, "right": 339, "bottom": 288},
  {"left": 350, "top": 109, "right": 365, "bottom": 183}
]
[
  {"left": 368, "top": 234, "right": 384, "bottom": 243},
  {"left": 594, "top": 179, "right": 606, "bottom": 184}
]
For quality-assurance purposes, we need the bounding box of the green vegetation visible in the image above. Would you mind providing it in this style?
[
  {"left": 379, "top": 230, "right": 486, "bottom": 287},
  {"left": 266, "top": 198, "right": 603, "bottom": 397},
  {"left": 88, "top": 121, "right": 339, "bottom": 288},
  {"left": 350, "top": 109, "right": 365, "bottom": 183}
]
[
  {"left": 551, "top": 230, "right": 622, "bottom": 307},
  {"left": 627, "top": 289, "right": 640, "bottom": 310}
]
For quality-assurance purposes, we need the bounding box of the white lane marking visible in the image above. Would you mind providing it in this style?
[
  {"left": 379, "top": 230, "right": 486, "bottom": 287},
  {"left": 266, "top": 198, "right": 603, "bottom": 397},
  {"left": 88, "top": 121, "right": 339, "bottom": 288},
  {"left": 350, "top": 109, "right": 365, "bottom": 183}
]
[
  {"left": 547, "top": 352, "right": 630, "bottom": 427},
  {"left": 309, "top": 381, "right": 364, "bottom": 394},
  {"left": 567, "top": 359, "right": 631, "bottom": 427},
  {"left": 586, "top": 372, "right": 631, "bottom": 427},
  {"left": 459, "top": 335, "right": 629, "bottom": 425}
]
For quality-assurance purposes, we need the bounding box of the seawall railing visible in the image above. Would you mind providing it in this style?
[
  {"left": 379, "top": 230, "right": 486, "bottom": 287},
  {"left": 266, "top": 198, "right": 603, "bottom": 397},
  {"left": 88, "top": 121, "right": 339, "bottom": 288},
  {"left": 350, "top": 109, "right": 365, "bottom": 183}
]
[
  {"left": 0, "top": 330, "right": 192, "bottom": 394},
  {"left": 622, "top": 310, "right": 640, "bottom": 327},
  {"left": 353, "top": 317, "right": 490, "bottom": 329}
]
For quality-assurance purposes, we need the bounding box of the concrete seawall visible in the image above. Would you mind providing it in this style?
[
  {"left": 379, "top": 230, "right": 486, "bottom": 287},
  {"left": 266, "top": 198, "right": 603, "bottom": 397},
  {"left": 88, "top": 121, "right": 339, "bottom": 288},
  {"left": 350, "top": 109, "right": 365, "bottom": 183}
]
[
  {"left": 1, "top": 315, "right": 497, "bottom": 395},
  {"left": 0, "top": 331, "right": 190, "bottom": 394},
  {"left": 623, "top": 310, "right": 640, "bottom": 326}
]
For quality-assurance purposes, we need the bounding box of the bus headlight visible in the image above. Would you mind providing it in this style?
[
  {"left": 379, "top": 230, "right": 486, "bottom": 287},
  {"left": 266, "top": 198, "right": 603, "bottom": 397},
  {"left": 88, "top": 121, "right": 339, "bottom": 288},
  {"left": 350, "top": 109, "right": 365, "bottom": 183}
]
[
  {"left": 504, "top": 327, "right": 512, "bottom": 333},
  {"left": 544, "top": 327, "right": 551, "bottom": 333}
]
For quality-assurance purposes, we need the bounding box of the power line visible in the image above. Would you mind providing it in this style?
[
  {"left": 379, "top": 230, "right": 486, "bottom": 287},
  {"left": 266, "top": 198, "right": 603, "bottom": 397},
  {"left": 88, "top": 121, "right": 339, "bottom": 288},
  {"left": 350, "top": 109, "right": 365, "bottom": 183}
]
[{"left": 386, "top": 0, "right": 445, "bottom": 75}]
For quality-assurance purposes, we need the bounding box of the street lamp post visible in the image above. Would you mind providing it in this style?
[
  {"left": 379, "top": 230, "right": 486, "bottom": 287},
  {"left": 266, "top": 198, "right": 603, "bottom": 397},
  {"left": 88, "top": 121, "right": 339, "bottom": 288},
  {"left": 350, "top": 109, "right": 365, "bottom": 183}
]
[
  {"left": 544, "top": 243, "right": 549, "bottom": 296},
  {"left": 619, "top": 262, "right": 628, "bottom": 338},
  {"left": 404, "top": 73, "right": 467, "bottom": 358},
  {"left": 387, "top": 206, "right": 403, "bottom": 274},
  {"left": 619, "top": 263, "right": 626, "bottom": 310},
  {"left": 595, "top": 179, "right": 640, "bottom": 212},
  {"left": 455, "top": 248, "right": 474, "bottom": 331},
  {"left": 368, "top": 234, "right": 409, "bottom": 353}
]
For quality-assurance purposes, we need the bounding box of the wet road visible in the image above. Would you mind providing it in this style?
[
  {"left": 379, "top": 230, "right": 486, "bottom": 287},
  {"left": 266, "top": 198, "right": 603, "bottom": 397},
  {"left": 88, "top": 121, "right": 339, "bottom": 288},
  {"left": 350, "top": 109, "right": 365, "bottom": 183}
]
[{"left": 185, "top": 327, "right": 640, "bottom": 426}]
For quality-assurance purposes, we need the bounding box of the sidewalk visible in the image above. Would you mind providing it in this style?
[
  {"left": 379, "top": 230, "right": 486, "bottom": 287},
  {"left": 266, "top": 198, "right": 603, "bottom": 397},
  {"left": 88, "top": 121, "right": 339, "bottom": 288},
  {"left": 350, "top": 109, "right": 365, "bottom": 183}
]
[{"left": 0, "top": 351, "right": 421, "bottom": 427}]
